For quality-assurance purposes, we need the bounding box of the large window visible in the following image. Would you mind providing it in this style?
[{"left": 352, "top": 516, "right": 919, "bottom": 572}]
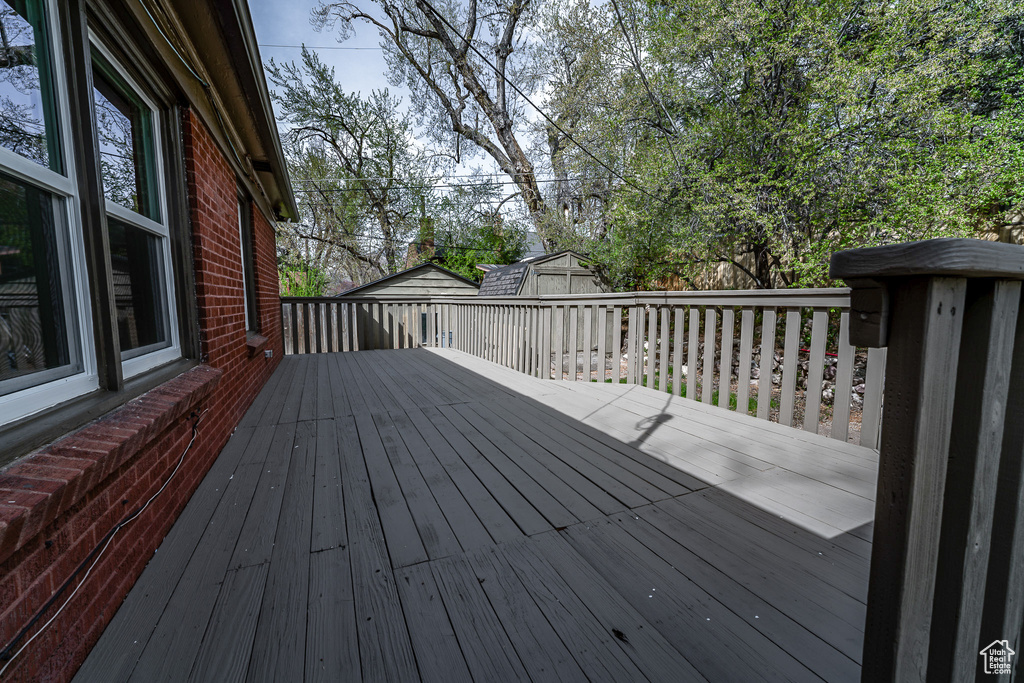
[
  {"left": 238, "top": 195, "right": 257, "bottom": 332},
  {"left": 0, "top": 0, "right": 62, "bottom": 171},
  {"left": 0, "top": 0, "right": 186, "bottom": 431},
  {"left": 90, "top": 42, "right": 176, "bottom": 374},
  {"left": 0, "top": 171, "right": 80, "bottom": 394},
  {"left": 0, "top": 0, "right": 94, "bottom": 424}
]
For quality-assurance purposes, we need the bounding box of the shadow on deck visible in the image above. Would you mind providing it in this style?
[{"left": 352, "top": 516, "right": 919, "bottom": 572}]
[{"left": 76, "top": 348, "right": 875, "bottom": 682}]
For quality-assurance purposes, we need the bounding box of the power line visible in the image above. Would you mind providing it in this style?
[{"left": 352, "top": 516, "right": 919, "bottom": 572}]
[
  {"left": 414, "top": 0, "right": 675, "bottom": 209},
  {"left": 291, "top": 229, "right": 515, "bottom": 255},
  {"left": 291, "top": 177, "right": 617, "bottom": 191},
  {"left": 289, "top": 174, "right": 623, "bottom": 184},
  {"left": 259, "top": 43, "right": 381, "bottom": 50}
]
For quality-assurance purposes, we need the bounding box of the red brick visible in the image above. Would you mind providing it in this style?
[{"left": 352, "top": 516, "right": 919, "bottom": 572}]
[{"left": 2, "top": 105, "right": 280, "bottom": 682}]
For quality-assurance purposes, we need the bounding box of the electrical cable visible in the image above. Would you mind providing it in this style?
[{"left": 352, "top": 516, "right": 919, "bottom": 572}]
[
  {"left": 259, "top": 43, "right": 380, "bottom": 50},
  {"left": 413, "top": 0, "right": 677, "bottom": 209},
  {"left": 288, "top": 173, "right": 630, "bottom": 183},
  {"left": 0, "top": 410, "right": 206, "bottom": 675},
  {"left": 138, "top": 1, "right": 249, "bottom": 179},
  {"left": 290, "top": 177, "right": 619, "bottom": 191},
  {"left": 292, "top": 229, "right": 515, "bottom": 255}
]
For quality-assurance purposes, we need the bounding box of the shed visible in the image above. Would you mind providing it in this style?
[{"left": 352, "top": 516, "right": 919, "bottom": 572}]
[
  {"left": 340, "top": 263, "right": 480, "bottom": 299},
  {"left": 477, "top": 251, "right": 607, "bottom": 297}
]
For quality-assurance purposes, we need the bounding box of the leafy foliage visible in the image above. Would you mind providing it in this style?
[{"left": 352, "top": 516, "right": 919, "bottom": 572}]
[
  {"left": 296, "top": 0, "right": 1023, "bottom": 291},
  {"left": 589, "top": 0, "right": 1024, "bottom": 287}
]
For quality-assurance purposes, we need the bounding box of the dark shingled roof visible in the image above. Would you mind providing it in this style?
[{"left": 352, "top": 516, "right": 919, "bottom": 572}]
[{"left": 477, "top": 262, "right": 529, "bottom": 297}]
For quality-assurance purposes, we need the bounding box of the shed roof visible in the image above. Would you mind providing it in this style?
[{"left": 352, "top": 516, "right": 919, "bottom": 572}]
[
  {"left": 338, "top": 263, "right": 479, "bottom": 297},
  {"left": 477, "top": 262, "right": 529, "bottom": 296},
  {"left": 476, "top": 250, "right": 591, "bottom": 297}
]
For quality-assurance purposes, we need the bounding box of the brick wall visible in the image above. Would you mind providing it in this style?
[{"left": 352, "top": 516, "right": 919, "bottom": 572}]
[{"left": 0, "top": 107, "right": 282, "bottom": 681}]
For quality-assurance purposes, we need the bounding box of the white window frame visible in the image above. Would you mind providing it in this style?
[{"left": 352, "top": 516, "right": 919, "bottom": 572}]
[
  {"left": 0, "top": 0, "right": 98, "bottom": 424},
  {"left": 89, "top": 37, "right": 180, "bottom": 380},
  {"left": 238, "top": 196, "right": 256, "bottom": 332}
]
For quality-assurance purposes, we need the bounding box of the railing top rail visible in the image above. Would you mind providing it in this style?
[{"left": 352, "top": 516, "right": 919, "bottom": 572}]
[
  {"left": 831, "top": 237, "right": 1024, "bottom": 280},
  {"left": 283, "top": 287, "right": 851, "bottom": 308}
]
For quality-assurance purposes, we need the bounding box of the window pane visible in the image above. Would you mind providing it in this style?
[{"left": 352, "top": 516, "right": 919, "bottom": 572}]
[
  {"left": 0, "top": 171, "right": 78, "bottom": 393},
  {"left": 92, "top": 59, "right": 157, "bottom": 219},
  {"left": 238, "top": 198, "right": 257, "bottom": 331},
  {"left": 107, "top": 216, "right": 168, "bottom": 354},
  {"left": 0, "top": 0, "right": 61, "bottom": 171}
]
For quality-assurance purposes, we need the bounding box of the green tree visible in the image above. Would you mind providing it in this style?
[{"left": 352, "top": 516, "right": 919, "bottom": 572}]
[
  {"left": 268, "top": 49, "right": 435, "bottom": 279},
  {"left": 313, "top": 0, "right": 567, "bottom": 247},
  {"left": 431, "top": 182, "right": 528, "bottom": 280},
  {"left": 598, "top": 0, "right": 1024, "bottom": 288}
]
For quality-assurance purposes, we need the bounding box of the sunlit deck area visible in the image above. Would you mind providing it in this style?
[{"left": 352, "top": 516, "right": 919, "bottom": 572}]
[{"left": 76, "top": 348, "right": 876, "bottom": 682}]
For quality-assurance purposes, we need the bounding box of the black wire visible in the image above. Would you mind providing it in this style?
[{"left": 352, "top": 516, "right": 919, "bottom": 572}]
[
  {"left": 291, "top": 229, "right": 517, "bottom": 255},
  {"left": 0, "top": 411, "right": 203, "bottom": 663},
  {"left": 413, "top": 0, "right": 676, "bottom": 209},
  {"left": 259, "top": 43, "right": 381, "bottom": 50},
  {"left": 291, "top": 176, "right": 619, "bottom": 191}
]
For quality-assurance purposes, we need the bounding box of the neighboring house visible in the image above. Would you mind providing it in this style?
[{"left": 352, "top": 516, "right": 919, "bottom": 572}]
[
  {"left": 477, "top": 250, "right": 607, "bottom": 297},
  {"left": 0, "top": 1, "right": 295, "bottom": 679},
  {"left": 522, "top": 230, "right": 546, "bottom": 258},
  {"left": 340, "top": 262, "right": 480, "bottom": 299}
]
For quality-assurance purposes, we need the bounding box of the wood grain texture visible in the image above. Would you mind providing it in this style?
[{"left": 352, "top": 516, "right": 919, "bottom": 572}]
[
  {"left": 861, "top": 277, "right": 965, "bottom": 682},
  {"left": 81, "top": 350, "right": 877, "bottom": 683},
  {"left": 830, "top": 237, "right": 1024, "bottom": 280},
  {"left": 779, "top": 309, "right": 801, "bottom": 427}
]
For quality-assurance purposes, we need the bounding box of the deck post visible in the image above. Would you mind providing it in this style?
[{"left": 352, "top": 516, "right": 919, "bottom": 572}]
[{"left": 830, "top": 239, "right": 1024, "bottom": 682}]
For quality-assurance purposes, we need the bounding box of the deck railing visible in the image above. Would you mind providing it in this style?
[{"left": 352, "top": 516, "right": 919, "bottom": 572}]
[
  {"left": 280, "top": 289, "right": 885, "bottom": 446},
  {"left": 830, "top": 239, "right": 1024, "bottom": 681}
]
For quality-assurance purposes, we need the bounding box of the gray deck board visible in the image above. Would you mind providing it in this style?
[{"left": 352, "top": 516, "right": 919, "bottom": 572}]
[
  {"left": 394, "top": 562, "right": 473, "bottom": 683},
  {"left": 245, "top": 420, "right": 315, "bottom": 682},
  {"left": 72, "top": 426, "right": 257, "bottom": 683},
  {"left": 305, "top": 546, "right": 360, "bottom": 682},
  {"left": 79, "top": 349, "right": 875, "bottom": 683},
  {"left": 187, "top": 563, "right": 268, "bottom": 683}
]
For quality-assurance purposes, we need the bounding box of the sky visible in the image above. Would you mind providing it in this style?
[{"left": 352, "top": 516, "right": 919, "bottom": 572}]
[
  {"left": 248, "top": 1, "right": 409, "bottom": 108},
  {"left": 248, "top": 1, "right": 523, "bottom": 213}
]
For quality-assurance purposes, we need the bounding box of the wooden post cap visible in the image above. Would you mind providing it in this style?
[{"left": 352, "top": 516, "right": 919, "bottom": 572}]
[{"left": 830, "top": 238, "right": 1024, "bottom": 281}]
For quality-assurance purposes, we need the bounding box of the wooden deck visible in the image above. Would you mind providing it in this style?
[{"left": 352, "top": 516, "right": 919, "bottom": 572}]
[{"left": 76, "top": 349, "right": 876, "bottom": 682}]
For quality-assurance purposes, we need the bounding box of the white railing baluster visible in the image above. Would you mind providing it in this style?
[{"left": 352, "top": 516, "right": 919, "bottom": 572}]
[
  {"left": 672, "top": 307, "right": 684, "bottom": 397},
  {"left": 687, "top": 307, "right": 700, "bottom": 400},
  {"left": 719, "top": 308, "right": 735, "bottom": 408},
  {"left": 282, "top": 287, "right": 873, "bottom": 437},
  {"left": 568, "top": 306, "right": 579, "bottom": 382},
  {"left": 702, "top": 307, "right": 717, "bottom": 404},
  {"left": 757, "top": 309, "right": 777, "bottom": 420},
  {"left": 736, "top": 308, "right": 753, "bottom": 414},
  {"left": 583, "top": 305, "right": 594, "bottom": 382},
  {"left": 803, "top": 309, "right": 829, "bottom": 433},
  {"left": 861, "top": 347, "right": 887, "bottom": 448},
  {"left": 646, "top": 306, "right": 656, "bottom": 389},
  {"left": 779, "top": 308, "right": 802, "bottom": 426}
]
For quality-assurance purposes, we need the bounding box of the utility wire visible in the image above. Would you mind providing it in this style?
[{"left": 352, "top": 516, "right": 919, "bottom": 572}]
[
  {"left": 0, "top": 411, "right": 206, "bottom": 675},
  {"left": 291, "top": 177, "right": 618, "bottom": 192},
  {"left": 609, "top": 0, "right": 684, "bottom": 174},
  {"left": 289, "top": 174, "right": 624, "bottom": 185},
  {"left": 259, "top": 43, "right": 382, "bottom": 50},
  {"left": 293, "top": 229, "right": 516, "bottom": 255},
  {"left": 414, "top": 0, "right": 676, "bottom": 209}
]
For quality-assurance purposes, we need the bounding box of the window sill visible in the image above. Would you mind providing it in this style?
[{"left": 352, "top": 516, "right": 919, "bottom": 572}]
[
  {"left": 246, "top": 332, "right": 269, "bottom": 358},
  {"left": 0, "top": 364, "right": 221, "bottom": 564}
]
